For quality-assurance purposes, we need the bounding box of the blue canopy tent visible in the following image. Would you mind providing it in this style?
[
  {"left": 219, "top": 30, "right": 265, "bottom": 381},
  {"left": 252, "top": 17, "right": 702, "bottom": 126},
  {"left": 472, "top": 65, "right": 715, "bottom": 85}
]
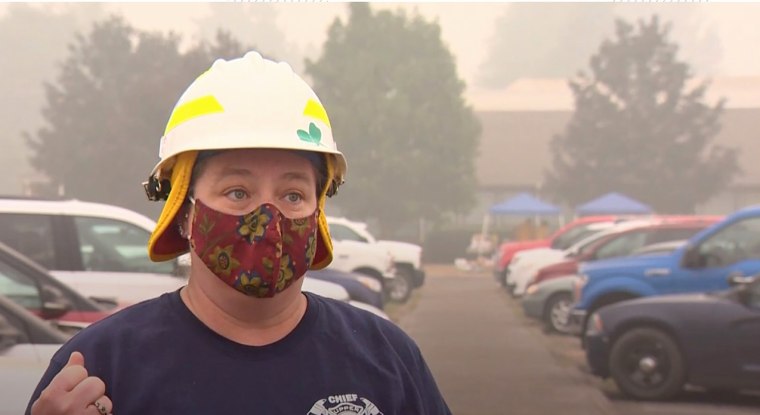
[
  {"left": 576, "top": 192, "right": 653, "bottom": 215},
  {"left": 489, "top": 192, "right": 561, "bottom": 216},
  {"left": 479, "top": 193, "right": 562, "bottom": 250}
]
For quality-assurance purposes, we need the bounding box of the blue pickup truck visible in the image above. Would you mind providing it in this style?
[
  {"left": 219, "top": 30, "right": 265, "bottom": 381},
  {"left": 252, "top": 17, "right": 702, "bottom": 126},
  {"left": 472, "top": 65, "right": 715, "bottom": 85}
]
[{"left": 569, "top": 205, "right": 760, "bottom": 336}]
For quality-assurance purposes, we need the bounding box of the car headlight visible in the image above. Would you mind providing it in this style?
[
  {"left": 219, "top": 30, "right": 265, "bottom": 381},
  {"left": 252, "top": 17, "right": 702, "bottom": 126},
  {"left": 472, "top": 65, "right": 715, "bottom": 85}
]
[
  {"left": 525, "top": 283, "right": 539, "bottom": 296},
  {"left": 356, "top": 275, "right": 383, "bottom": 293}
]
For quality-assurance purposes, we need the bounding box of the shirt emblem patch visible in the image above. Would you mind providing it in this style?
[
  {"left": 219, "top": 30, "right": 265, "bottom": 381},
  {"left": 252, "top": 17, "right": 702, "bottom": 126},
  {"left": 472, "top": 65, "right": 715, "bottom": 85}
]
[{"left": 307, "top": 394, "right": 383, "bottom": 415}]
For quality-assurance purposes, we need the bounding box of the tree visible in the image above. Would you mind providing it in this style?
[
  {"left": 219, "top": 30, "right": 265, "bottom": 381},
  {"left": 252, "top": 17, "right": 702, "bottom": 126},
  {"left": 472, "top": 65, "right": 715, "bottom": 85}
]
[
  {"left": 544, "top": 16, "right": 740, "bottom": 213},
  {"left": 26, "top": 16, "right": 250, "bottom": 217},
  {"left": 305, "top": 3, "right": 481, "bottom": 235}
]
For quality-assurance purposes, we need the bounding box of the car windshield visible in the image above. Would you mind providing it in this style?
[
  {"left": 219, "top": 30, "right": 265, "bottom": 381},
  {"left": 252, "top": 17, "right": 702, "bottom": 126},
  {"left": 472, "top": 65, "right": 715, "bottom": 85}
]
[{"left": 552, "top": 224, "right": 604, "bottom": 250}]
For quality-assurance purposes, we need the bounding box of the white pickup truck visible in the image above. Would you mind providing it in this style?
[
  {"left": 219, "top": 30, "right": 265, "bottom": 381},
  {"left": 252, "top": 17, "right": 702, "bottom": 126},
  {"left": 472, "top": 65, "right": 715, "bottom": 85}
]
[{"left": 327, "top": 217, "right": 425, "bottom": 303}]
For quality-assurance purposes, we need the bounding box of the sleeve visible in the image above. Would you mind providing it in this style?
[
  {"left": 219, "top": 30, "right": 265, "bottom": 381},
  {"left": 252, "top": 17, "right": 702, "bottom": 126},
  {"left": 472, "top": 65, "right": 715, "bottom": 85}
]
[{"left": 24, "top": 358, "right": 67, "bottom": 415}]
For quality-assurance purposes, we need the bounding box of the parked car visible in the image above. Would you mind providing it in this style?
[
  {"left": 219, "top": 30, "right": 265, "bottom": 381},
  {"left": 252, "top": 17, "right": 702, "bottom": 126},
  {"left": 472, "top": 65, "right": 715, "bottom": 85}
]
[
  {"left": 0, "top": 241, "right": 113, "bottom": 333},
  {"left": 306, "top": 268, "right": 384, "bottom": 309},
  {"left": 0, "top": 197, "right": 188, "bottom": 306},
  {"left": 584, "top": 275, "right": 760, "bottom": 400},
  {"left": 506, "top": 221, "right": 628, "bottom": 295},
  {"left": 0, "top": 292, "right": 66, "bottom": 415},
  {"left": 522, "top": 275, "right": 576, "bottom": 334},
  {"left": 493, "top": 215, "right": 620, "bottom": 286},
  {"left": 527, "top": 219, "right": 718, "bottom": 292},
  {"left": 570, "top": 206, "right": 760, "bottom": 338},
  {"left": 328, "top": 216, "right": 423, "bottom": 303},
  {"left": 524, "top": 240, "right": 690, "bottom": 335}
]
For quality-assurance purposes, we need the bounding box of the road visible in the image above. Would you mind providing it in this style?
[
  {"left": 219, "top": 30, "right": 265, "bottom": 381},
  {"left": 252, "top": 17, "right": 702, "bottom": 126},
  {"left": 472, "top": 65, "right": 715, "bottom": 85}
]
[{"left": 393, "top": 265, "right": 760, "bottom": 415}]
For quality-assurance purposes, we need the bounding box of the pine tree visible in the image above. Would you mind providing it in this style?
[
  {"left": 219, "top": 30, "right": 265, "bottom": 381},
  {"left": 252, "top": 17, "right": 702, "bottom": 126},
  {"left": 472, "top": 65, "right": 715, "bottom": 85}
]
[{"left": 545, "top": 16, "right": 739, "bottom": 213}]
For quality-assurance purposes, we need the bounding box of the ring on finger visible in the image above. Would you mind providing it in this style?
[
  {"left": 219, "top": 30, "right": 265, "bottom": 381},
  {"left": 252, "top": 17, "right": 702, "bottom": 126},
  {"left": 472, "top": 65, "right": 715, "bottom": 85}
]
[{"left": 93, "top": 400, "right": 108, "bottom": 415}]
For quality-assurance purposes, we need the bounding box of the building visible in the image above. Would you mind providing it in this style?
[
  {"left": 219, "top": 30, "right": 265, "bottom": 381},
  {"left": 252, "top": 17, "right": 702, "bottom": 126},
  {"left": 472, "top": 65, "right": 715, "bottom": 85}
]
[{"left": 466, "top": 76, "right": 760, "bottom": 227}]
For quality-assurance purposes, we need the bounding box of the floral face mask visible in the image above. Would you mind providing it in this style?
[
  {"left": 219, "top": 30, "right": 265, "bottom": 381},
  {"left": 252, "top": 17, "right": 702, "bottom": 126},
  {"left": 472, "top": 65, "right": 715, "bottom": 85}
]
[{"left": 189, "top": 198, "right": 318, "bottom": 298}]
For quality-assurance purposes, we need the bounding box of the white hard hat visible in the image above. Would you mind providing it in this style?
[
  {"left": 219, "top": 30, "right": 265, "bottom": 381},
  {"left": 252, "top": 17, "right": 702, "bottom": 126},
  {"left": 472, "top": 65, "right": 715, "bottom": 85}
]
[
  {"left": 152, "top": 50, "right": 346, "bottom": 182},
  {"left": 146, "top": 51, "right": 346, "bottom": 269}
]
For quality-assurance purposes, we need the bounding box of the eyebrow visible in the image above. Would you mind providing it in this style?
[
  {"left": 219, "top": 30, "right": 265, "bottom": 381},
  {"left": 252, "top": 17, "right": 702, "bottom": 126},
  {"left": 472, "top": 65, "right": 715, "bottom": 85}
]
[
  {"left": 216, "top": 167, "right": 313, "bottom": 184},
  {"left": 280, "top": 171, "right": 314, "bottom": 185},
  {"left": 218, "top": 166, "right": 253, "bottom": 178}
]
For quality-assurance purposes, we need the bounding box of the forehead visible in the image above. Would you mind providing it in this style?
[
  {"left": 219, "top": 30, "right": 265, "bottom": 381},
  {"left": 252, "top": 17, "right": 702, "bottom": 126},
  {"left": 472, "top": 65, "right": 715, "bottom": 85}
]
[{"left": 199, "top": 148, "right": 317, "bottom": 181}]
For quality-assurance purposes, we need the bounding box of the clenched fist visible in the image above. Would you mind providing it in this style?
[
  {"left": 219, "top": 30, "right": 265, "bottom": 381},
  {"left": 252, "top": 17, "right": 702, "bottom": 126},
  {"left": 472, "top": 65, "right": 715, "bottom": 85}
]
[{"left": 31, "top": 351, "right": 113, "bottom": 415}]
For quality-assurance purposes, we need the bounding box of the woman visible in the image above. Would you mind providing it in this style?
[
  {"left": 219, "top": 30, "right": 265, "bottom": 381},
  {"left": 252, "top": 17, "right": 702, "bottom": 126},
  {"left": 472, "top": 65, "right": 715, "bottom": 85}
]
[{"left": 27, "top": 52, "right": 451, "bottom": 414}]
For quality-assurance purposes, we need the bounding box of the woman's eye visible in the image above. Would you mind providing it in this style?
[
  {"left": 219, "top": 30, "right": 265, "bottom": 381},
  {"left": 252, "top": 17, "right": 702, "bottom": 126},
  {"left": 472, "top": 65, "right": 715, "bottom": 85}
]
[
  {"left": 285, "top": 193, "right": 303, "bottom": 203},
  {"left": 227, "top": 189, "right": 247, "bottom": 201}
]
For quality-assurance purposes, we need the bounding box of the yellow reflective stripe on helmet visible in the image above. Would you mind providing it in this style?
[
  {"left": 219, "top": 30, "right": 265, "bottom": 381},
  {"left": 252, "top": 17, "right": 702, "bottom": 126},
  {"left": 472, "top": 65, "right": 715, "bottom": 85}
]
[
  {"left": 164, "top": 95, "right": 224, "bottom": 136},
  {"left": 303, "top": 99, "right": 331, "bottom": 129}
]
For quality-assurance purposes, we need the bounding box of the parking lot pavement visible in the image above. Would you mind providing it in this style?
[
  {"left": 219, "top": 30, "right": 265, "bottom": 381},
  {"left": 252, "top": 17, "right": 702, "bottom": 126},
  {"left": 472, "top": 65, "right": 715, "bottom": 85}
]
[{"left": 396, "top": 265, "right": 617, "bottom": 415}]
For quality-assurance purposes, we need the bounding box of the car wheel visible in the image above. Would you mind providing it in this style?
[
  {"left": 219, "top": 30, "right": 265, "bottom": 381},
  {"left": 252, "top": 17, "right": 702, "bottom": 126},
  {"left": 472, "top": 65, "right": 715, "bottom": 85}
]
[
  {"left": 386, "top": 268, "right": 413, "bottom": 304},
  {"left": 609, "top": 327, "right": 686, "bottom": 400},
  {"left": 543, "top": 292, "right": 573, "bottom": 334}
]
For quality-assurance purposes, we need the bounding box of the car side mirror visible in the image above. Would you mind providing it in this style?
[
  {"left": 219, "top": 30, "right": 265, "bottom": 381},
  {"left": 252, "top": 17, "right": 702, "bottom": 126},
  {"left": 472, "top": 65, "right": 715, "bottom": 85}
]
[
  {"left": 681, "top": 245, "right": 702, "bottom": 269},
  {"left": 40, "top": 285, "right": 72, "bottom": 320}
]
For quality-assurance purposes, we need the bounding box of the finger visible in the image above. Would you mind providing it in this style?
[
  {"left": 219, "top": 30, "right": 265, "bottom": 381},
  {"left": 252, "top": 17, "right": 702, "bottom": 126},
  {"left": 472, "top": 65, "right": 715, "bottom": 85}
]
[
  {"left": 86, "top": 396, "right": 113, "bottom": 415},
  {"left": 65, "top": 351, "right": 85, "bottom": 368},
  {"left": 45, "top": 361, "right": 89, "bottom": 395},
  {"left": 31, "top": 365, "right": 90, "bottom": 414},
  {"left": 96, "top": 395, "right": 113, "bottom": 413},
  {"left": 85, "top": 404, "right": 110, "bottom": 415},
  {"left": 69, "top": 376, "right": 107, "bottom": 409}
]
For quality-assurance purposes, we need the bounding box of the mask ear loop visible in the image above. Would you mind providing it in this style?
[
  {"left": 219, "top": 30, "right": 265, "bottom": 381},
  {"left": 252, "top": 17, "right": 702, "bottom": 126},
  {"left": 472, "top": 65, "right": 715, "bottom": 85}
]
[{"left": 182, "top": 196, "right": 197, "bottom": 240}]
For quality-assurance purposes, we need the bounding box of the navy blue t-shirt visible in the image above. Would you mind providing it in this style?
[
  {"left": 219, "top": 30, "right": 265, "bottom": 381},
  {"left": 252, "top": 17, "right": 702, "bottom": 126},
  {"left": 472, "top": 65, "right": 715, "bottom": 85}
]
[{"left": 26, "top": 290, "right": 451, "bottom": 414}]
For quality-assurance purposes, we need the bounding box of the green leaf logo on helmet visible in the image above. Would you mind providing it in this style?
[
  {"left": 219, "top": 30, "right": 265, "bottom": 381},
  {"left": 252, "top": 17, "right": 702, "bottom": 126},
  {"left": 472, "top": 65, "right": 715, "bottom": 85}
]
[{"left": 297, "top": 122, "right": 323, "bottom": 145}]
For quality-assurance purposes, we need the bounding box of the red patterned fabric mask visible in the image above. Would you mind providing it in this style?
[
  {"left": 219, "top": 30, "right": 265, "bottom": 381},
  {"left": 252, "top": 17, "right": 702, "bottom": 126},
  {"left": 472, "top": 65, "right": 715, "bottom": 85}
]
[{"left": 189, "top": 199, "right": 318, "bottom": 298}]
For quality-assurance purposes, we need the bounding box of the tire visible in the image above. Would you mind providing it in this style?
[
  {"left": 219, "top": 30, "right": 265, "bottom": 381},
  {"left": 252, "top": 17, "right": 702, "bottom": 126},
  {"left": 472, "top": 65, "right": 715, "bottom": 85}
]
[
  {"left": 386, "top": 267, "right": 413, "bottom": 304},
  {"left": 543, "top": 292, "right": 573, "bottom": 334},
  {"left": 609, "top": 327, "right": 686, "bottom": 401}
]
